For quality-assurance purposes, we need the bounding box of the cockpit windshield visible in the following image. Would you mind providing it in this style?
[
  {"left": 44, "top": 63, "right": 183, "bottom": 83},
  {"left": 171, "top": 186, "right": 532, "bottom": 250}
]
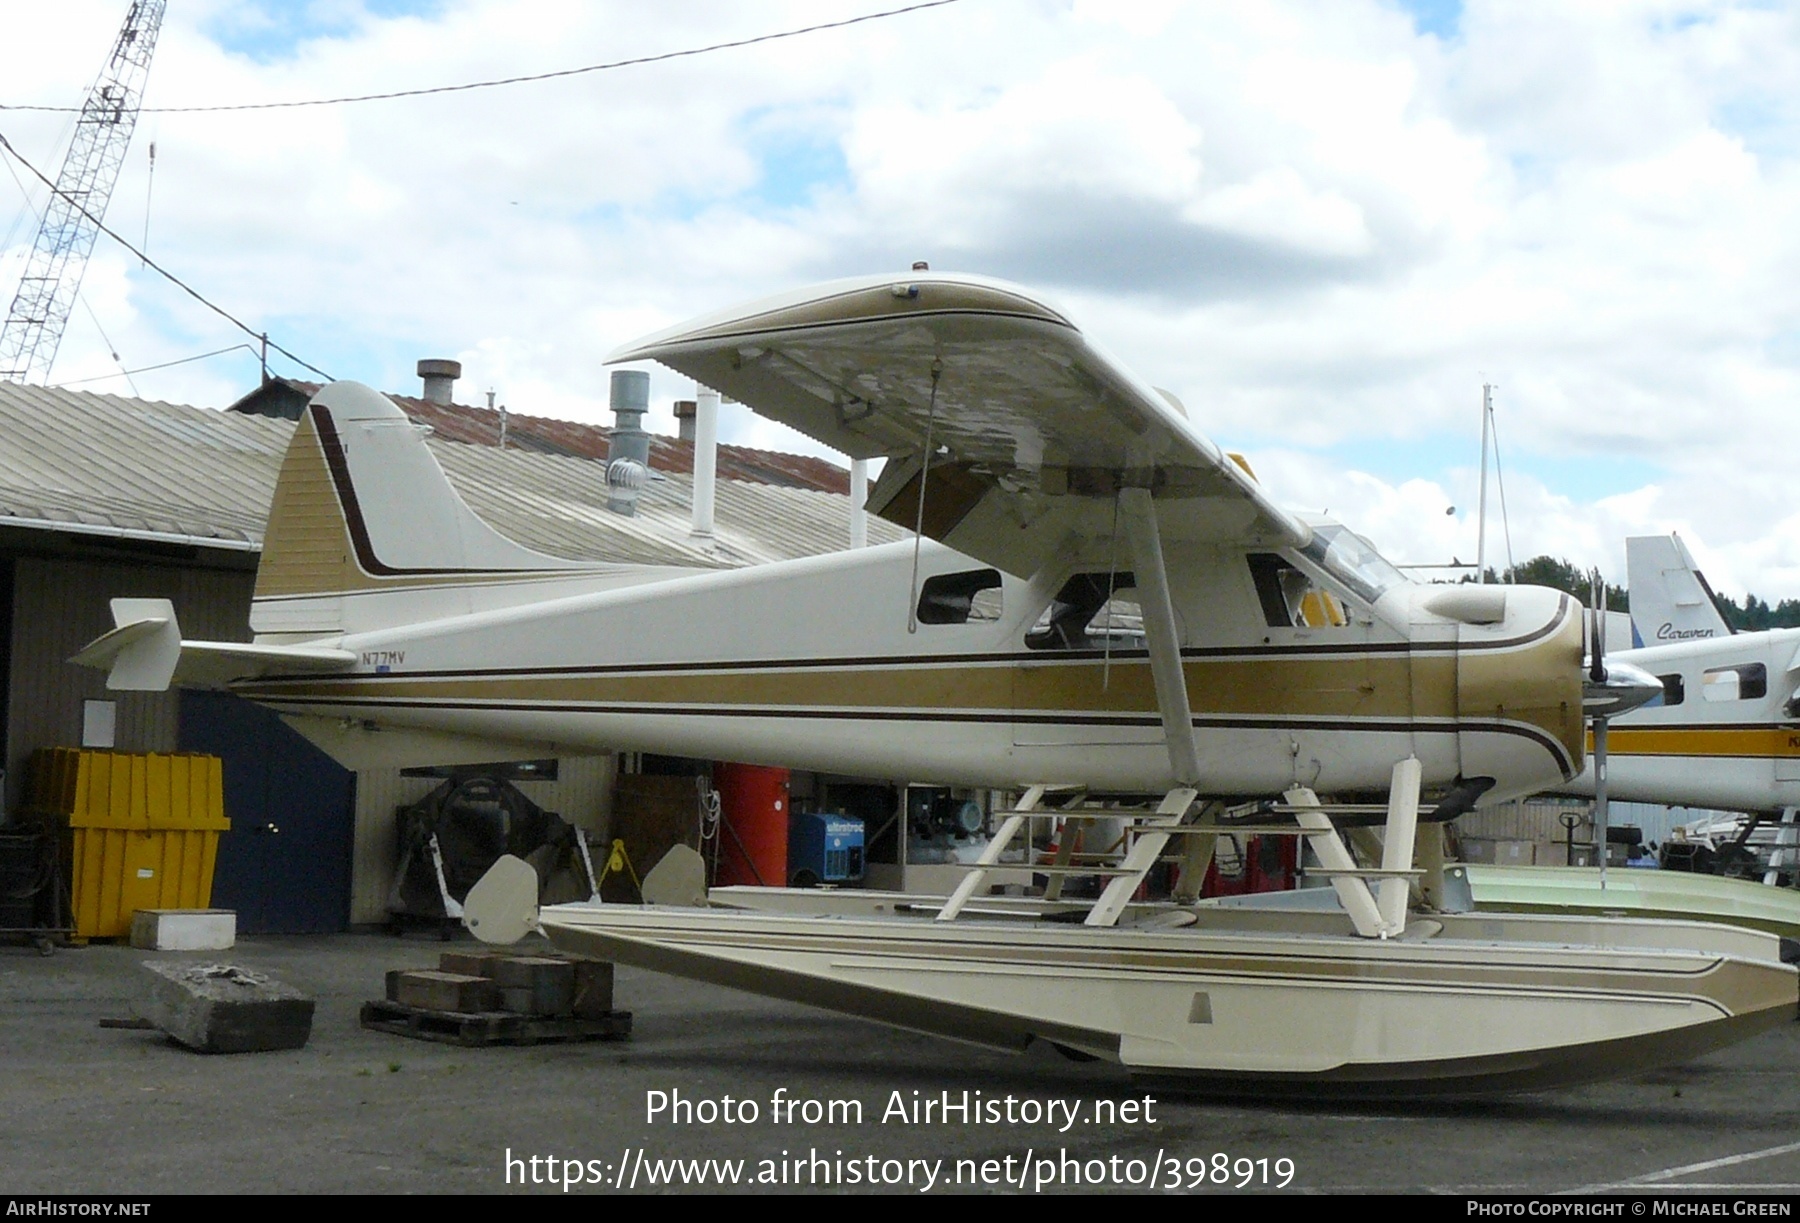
[{"left": 1299, "top": 525, "right": 1408, "bottom": 606}]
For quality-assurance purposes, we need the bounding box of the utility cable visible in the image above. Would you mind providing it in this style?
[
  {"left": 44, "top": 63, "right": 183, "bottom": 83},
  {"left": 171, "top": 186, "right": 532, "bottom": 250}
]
[
  {"left": 140, "top": 141, "right": 156, "bottom": 267},
  {"left": 0, "top": 104, "right": 78, "bottom": 254},
  {"left": 54, "top": 341, "right": 257, "bottom": 387},
  {"left": 0, "top": 130, "right": 330, "bottom": 381},
  {"left": 0, "top": 142, "right": 41, "bottom": 271},
  {"left": 3, "top": 137, "right": 136, "bottom": 391},
  {"left": 0, "top": 1, "right": 965, "bottom": 114},
  {"left": 73, "top": 296, "right": 139, "bottom": 395}
]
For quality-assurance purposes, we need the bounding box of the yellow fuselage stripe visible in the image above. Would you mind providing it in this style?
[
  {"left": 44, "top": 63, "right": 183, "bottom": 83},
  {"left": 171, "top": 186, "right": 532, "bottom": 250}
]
[{"left": 1593, "top": 725, "right": 1800, "bottom": 760}]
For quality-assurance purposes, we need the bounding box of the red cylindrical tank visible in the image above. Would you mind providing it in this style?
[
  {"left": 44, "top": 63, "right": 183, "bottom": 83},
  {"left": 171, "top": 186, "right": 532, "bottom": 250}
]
[{"left": 713, "top": 763, "right": 789, "bottom": 887}]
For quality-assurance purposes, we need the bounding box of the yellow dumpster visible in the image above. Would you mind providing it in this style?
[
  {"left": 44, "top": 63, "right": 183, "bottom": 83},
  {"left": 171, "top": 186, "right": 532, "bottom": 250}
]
[{"left": 29, "top": 749, "right": 230, "bottom": 939}]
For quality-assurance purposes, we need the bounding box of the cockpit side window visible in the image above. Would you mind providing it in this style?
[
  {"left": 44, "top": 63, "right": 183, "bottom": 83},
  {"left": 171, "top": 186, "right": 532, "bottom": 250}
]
[
  {"left": 1298, "top": 525, "right": 1407, "bottom": 606},
  {"left": 1025, "top": 572, "right": 1144, "bottom": 650},
  {"left": 1247, "top": 553, "right": 1349, "bottom": 629},
  {"left": 1655, "top": 673, "right": 1685, "bottom": 707}
]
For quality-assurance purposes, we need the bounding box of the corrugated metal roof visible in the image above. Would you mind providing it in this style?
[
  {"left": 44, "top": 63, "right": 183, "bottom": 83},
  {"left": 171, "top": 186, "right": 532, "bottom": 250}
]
[
  {"left": 0, "top": 384, "right": 290, "bottom": 547},
  {"left": 239, "top": 377, "right": 854, "bottom": 494},
  {"left": 0, "top": 383, "right": 903, "bottom": 566},
  {"left": 433, "top": 443, "right": 903, "bottom": 568}
]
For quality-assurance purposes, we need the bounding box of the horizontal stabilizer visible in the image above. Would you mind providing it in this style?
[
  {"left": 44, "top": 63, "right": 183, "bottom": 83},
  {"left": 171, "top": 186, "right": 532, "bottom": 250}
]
[
  {"left": 70, "top": 598, "right": 181, "bottom": 690},
  {"left": 72, "top": 598, "right": 355, "bottom": 691}
]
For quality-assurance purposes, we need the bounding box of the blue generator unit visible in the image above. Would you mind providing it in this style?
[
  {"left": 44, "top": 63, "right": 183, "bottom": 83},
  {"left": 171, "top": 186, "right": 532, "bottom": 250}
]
[{"left": 788, "top": 812, "right": 865, "bottom": 888}]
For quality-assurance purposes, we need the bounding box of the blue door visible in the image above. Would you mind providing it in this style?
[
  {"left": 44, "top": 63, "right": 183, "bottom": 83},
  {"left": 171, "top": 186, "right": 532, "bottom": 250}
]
[{"left": 178, "top": 690, "right": 355, "bottom": 933}]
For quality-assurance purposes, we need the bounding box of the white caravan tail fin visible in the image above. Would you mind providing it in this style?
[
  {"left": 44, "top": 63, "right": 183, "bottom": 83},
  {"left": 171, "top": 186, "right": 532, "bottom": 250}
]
[
  {"left": 1625, "top": 534, "right": 1732, "bottom": 646},
  {"left": 252, "top": 381, "right": 584, "bottom": 636}
]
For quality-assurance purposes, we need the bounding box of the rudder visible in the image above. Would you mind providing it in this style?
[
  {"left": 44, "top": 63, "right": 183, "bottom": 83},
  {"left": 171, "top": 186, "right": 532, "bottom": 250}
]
[{"left": 253, "top": 381, "right": 579, "bottom": 636}]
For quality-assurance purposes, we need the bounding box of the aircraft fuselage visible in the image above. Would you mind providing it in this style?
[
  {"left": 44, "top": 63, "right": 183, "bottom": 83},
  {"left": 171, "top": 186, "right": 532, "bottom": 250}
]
[{"left": 235, "top": 537, "right": 1585, "bottom": 801}]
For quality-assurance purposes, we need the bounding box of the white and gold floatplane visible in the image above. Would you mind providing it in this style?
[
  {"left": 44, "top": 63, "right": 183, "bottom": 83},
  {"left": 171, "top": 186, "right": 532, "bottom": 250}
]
[{"left": 78, "top": 272, "right": 1797, "bottom": 1094}]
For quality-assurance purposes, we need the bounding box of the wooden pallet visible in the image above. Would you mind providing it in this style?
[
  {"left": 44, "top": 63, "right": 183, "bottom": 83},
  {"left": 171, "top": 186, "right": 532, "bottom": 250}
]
[{"left": 359, "top": 999, "right": 632, "bottom": 1047}]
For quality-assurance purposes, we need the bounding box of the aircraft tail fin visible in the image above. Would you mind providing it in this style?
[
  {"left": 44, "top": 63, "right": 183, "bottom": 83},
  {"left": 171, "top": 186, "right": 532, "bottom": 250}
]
[
  {"left": 253, "top": 382, "right": 581, "bottom": 636},
  {"left": 1625, "top": 534, "right": 1732, "bottom": 646}
]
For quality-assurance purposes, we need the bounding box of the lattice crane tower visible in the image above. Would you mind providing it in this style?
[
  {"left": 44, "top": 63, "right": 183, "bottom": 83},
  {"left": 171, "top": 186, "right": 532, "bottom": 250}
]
[{"left": 0, "top": 1, "right": 166, "bottom": 383}]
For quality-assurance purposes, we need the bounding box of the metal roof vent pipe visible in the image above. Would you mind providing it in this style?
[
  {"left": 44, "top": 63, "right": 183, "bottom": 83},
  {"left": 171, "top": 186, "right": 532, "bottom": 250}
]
[
  {"left": 418, "top": 358, "right": 461, "bottom": 405},
  {"left": 850, "top": 458, "right": 868, "bottom": 549},
  {"left": 690, "top": 385, "right": 718, "bottom": 542},
  {"left": 606, "top": 457, "right": 647, "bottom": 516},
  {"left": 607, "top": 369, "right": 651, "bottom": 515}
]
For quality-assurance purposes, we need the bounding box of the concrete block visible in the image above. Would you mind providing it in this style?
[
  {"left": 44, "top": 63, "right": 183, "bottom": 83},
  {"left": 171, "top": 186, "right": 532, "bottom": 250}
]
[
  {"left": 392, "top": 970, "right": 500, "bottom": 1014},
  {"left": 438, "top": 949, "right": 503, "bottom": 977},
  {"left": 490, "top": 956, "right": 574, "bottom": 1015},
  {"left": 130, "top": 910, "right": 236, "bottom": 952},
  {"left": 569, "top": 959, "right": 615, "bottom": 1019},
  {"left": 138, "top": 962, "right": 313, "bottom": 1054}
]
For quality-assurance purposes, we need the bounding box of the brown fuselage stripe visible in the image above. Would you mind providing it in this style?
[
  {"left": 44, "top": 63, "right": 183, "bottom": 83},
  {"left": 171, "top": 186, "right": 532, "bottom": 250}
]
[
  {"left": 242, "top": 610, "right": 1575, "bottom": 684},
  {"left": 247, "top": 691, "right": 1576, "bottom": 767}
]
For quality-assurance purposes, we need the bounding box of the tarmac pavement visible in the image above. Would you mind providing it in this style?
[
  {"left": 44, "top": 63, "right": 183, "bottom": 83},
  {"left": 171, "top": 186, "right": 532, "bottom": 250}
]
[{"left": 3, "top": 932, "right": 1800, "bottom": 1195}]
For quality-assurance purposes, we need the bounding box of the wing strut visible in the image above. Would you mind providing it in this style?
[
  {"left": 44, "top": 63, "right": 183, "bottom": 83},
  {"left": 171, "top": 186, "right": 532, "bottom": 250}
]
[{"left": 1120, "top": 487, "right": 1202, "bottom": 785}]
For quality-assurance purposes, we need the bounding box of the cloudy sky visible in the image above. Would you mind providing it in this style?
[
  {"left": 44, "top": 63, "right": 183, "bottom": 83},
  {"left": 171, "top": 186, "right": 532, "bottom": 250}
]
[{"left": 2, "top": 0, "right": 1798, "bottom": 597}]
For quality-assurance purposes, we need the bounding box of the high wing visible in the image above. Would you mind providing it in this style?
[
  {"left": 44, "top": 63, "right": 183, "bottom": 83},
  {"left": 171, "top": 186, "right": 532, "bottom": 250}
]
[{"left": 607, "top": 272, "right": 1308, "bottom": 578}]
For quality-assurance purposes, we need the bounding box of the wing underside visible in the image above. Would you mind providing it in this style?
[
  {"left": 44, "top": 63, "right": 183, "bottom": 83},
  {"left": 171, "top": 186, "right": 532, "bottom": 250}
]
[{"left": 610, "top": 274, "right": 1307, "bottom": 577}]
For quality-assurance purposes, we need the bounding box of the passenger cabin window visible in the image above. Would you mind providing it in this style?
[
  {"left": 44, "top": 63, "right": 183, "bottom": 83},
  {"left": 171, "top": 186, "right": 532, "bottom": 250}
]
[
  {"left": 1025, "top": 572, "right": 1145, "bottom": 650},
  {"left": 1247, "top": 554, "right": 1349, "bottom": 629},
  {"left": 916, "top": 568, "right": 1004, "bottom": 625},
  {"left": 1655, "top": 673, "right": 1685, "bottom": 707},
  {"left": 1701, "top": 663, "right": 1767, "bottom": 703}
]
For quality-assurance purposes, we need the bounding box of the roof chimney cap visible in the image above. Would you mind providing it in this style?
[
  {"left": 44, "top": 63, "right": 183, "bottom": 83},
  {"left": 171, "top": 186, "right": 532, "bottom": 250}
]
[
  {"left": 417, "top": 358, "right": 462, "bottom": 406},
  {"left": 609, "top": 369, "right": 650, "bottom": 416}
]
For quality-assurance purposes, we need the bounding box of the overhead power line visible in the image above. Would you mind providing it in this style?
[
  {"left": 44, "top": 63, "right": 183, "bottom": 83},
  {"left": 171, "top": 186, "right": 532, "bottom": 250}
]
[
  {"left": 0, "top": 0, "right": 965, "bottom": 115},
  {"left": 54, "top": 341, "right": 257, "bottom": 387},
  {"left": 0, "top": 131, "right": 330, "bottom": 381},
  {"left": 0, "top": 98, "right": 139, "bottom": 394}
]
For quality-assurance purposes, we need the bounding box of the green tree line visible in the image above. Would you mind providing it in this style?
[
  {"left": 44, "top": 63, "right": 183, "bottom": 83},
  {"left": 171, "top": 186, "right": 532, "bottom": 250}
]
[
  {"left": 1482, "top": 555, "right": 1800, "bottom": 629},
  {"left": 1710, "top": 592, "right": 1800, "bottom": 631}
]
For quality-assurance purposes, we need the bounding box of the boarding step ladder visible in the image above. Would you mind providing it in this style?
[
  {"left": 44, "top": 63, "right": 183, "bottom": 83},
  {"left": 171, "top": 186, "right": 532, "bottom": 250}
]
[
  {"left": 1766, "top": 808, "right": 1800, "bottom": 887},
  {"left": 935, "top": 759, "right": 1428, "bottom": 938},
  {"left": 934, "top": 785, "right": 1203, "bottom": 926},
  {"left": 1110, "top": 759, "right": 1427, "bottom": 936}
]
